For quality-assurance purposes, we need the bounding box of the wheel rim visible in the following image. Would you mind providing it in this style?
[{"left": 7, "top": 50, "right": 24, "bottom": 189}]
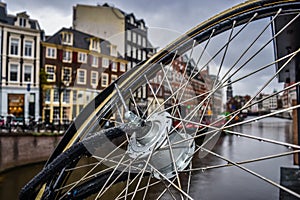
[{"left": 21, "top": 1, "right": 300, "bottom": 199}]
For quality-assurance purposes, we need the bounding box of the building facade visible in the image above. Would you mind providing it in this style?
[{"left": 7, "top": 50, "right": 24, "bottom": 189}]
[
  {"left": 0, "top": 3, "right": 42, "bottom": 121},
  {"left": 41, "top": 28, "right": 127, "bottom": 123},
  {"left": 148, "top": 55, "right": 209, "bottom": 119},
  {"left": 73, "top": 3, "right": 155, "bottom": 111}
]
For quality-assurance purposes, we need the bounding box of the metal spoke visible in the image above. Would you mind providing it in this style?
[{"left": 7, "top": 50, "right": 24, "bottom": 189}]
[
  {"left": 199, "top": 146, "right": 300, "bottom": 199},
  {"left": 142, "top": 51, "right": 178, "bottom": 118},
  {"left": 156, "top": 178, "right": 177, "bottom": 200},
  {"left": 94, "top": 153, "right": 128, "bottom": 199},
  {"left": 57, "top": 140, "right": 128, "bottom": 196},
  {"left": 216, "top": 9, "right": 282, "bottom": 86},
  {"left": 147, "top": 163, "right": 194, "bottom": 200},
  {"left": 181, "top": 150, "right": 300, "bottom": 173},
  {"left": 130, "top": 142, "right": 158, "bottom": 200},
  {"left": 129, "top": 88, "right": 141, "bottom": 118}
]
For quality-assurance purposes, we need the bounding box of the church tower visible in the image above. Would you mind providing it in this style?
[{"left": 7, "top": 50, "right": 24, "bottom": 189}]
[{"left": 226, "top": 78, "right": 233, "bottom": 101}]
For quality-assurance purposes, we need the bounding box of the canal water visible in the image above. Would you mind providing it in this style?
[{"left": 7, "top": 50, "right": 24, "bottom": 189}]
[{"left": 0, "top": 117, "right": 296, "bottom": 199}]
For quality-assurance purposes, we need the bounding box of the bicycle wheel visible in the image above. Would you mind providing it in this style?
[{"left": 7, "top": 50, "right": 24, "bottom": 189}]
[{"left": 21, "top": 0, "right": 300, "bottom": 199}]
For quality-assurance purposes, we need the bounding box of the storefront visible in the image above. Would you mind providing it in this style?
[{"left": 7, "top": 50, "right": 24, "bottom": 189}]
[{"left": 8, "top": 94, "right": 24, "bottom": 117}]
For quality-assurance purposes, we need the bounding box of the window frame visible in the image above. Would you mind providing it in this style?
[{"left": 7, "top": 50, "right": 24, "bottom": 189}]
[
  {"left": 9, "top": 37, "right": 20, "bottom": 56},
  {"left": 102, "top": 58, "right": 109, "bottom": 68},
  {"left": 78, "top": 52, "right": 87, "bottom": 63},
  {"left": 63, "top": 50, "right": 72, "bottom": 63},
  {"left": 77, "top": 69, "right": 86, "bottom": 85},
  {"left": 90, "top": 39, "right": 100, "bottom": 52},
  {"left": 62, "top": 67, "right": 72, "bottom": 83},
  {"left": 120, "top": 63, "right": 126, "bottom": 72},
  {"left": 111, "top": 62, "right": 118, "bottom": 72},
  {"left": 91, "top": 55, "right": 98, "bottom": 67},
  {"left": 9, "top": 63, "right": 19, "bottom": 82},
  {"left": 23, "top": 64, "right": 33, "bottom": 83},
  {"left": 111, "top": 74, "right": 118, "bottom": 84},
  {"left": 91, "top": 71, "right": 98, "bottom": 87},
  {"left": 19, "top": 17, "right": 27, "bottom": 27},
  {"left": 24, "top": 39, "right": 33, "bottom": 58},
  {"left": 61, "top": 32, "right": 73, "bottom": 45},
  {"left": 53, "top": 89, "right": 59, "bottom": 103},
  {"left": 101, "top": 73, "right": 109, "bottom": 87},
  {"left": 46, "top": 47, "right": 57, "bottom": 59},
  {"left": 45, "top": 65, "right": 56, "bottom": 82},
  {"left": 63, "top": 89, "right": 70, "bottom": 103}
]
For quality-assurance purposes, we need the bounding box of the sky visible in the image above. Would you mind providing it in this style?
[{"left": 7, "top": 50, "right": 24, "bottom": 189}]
[
  {"left": 4, "top": 0, "right": 283, "bottom": 97},
  {"left": 5, "top": 0, "right": 244, "bottom": 45}
]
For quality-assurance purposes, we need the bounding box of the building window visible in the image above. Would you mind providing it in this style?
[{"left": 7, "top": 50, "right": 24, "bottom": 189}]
[
  {"left": 111, "top": 62, "right": 117, "bottom": 72},
  {"left": 62, "top": 32, "right": 73, "bottom": 45},
  {"left": 127, "top": 62, "right": 132, "bottom": 70},
  {"left": 24, "top": 40, "right": 33, "bottom": 57},
  {"left": 91, "top": 71, "right": 98, "bottom": 86},
  {"left": 143, "top": 85, "right": 147, "bottom": 98},
  {"left": 63, "top": 107, "right": 68, "bottom": 120},
  {"left": 19, "top": 18, "right": 26, "bottom": 27},
  {"left": 53, "top": 107, "right": 59, "bottom": 120},
  {"left": 78, "top": 91, "right": 84, "bottom": 104},
  {"left": 73, "top": 90, "right": 77, "bottom": 104},
  {"left": 53, "top": 89, "right": 59, "bottom": 102},
  {"left": 142, "top": 37, "right": 146, "bottom": 47},
  {"left": 63, "top": 50, "right": 72, "bottom": 63},
  {"left": 137, "top": 34, "right": 141, "bottom": 45},
  {"left": 46, "top": 47, "right": 56, "bottom": 59},
  {"left": 142, "top": 51, "right": 147, "bottom": 60},
  {"left": 120, "top": 63, "right": 126, "bottom": 72},
  {"left": 62, "top": 67, "right": 72, "bottom": 83},
  {"left": 101, "top": 73, "right": 109, "bottom": 87},
  {"left": 45, "top": 65, "right": 56, "bottom": 82},
  {"left": 127, "top": 45, "right": 131, "bottom": 57},
  {"left": 63, "top": 89, "right": 70, "bottom": 103},
  {"left": 132, "top": 32, "right": 136, "bottom": 43},
  {"left": 72, "top": 106, "right": 77, "bottom": 119},
  {"left": 127, "top": 30, "right": 131, "bottom": 41},
  {"left": 132, "top": 47, "right": 136, "bottom": 59},
  {"left": 92, "top": 55, "right": 98, "bottom": 67},
  {"left": 23, "top": 65, "right": 32, "bottom": 82},
  {"left": 111, "top": 45, "right": 117, "bottom": 56},
  {"left": 111, "top": 74, "right": 118, "bottom": 83},
  {"left": 77, "top": 69, "right": 86, "bottom": 84},
  {"left": 90, "top": 39, "right": 100, "bottom": 52},
  {"left": 102, "top": 58, "right": 109, "bottom": 68},
  {"left": 9, "top": 64, "right": 19, "bottom": 82},
  {"left": 78, "top": 52, "right": 87, "bottom": 63},
  {"left": 130, "top": 16, "right": 134, "bottom": 24},
  {"left": 45, "top": 89, "right": 50, "bottom": 102},
  {"left": 10, "top": 38, "right": 19, "bottom": 56},
  {"left": 137, "top": 50, "right": 142, "bottom": 60}
]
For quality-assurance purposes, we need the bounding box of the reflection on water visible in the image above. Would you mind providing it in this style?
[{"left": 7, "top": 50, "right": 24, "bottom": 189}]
[
  {"left": 0, "top": 117, "right": 295, "bottom": 199},
  {"left": 0, "top": 163, "right": 44, "bottom": 200},
  {"left": 191, "top": 117, "right": 294, "bottom": 200}
]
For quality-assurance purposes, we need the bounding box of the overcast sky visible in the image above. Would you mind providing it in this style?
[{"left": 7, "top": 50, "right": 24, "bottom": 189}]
[
  {"left": 5, "top": 0, "right": 244, "bottom": 43},
  {"left": 4, "top": 0, "right": 283, "bottom": 96}
]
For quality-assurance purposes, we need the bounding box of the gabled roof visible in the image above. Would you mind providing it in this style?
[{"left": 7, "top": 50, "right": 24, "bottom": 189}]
[
  {"left": 0, "top": 3, "right": 40, "bottom": 30},
  {"left": 45, "top": 27, "right": 122, "bottom": 57}
]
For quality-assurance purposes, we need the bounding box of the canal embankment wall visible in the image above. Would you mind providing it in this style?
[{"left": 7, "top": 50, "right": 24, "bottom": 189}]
[{"left": 0, "top": 134, "right": 62, "bottom": 172}]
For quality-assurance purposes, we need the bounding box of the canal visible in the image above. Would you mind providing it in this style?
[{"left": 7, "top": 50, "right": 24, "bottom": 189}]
[{"left": 0, "top": 117, "right": 296, "bottom": 199}]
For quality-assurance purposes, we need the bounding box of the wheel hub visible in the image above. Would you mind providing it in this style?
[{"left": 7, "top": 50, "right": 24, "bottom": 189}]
[{"left": 127, "top": 112, "right": 195, "bottom": 179}]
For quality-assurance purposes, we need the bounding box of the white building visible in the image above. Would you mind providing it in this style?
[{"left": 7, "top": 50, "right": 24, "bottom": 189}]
[
  {"left": 0, "top": 3, "right": 42, "bottom": 121},
  {"left": 73, "top": 3, "right": 156, "bottom": 110}
]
